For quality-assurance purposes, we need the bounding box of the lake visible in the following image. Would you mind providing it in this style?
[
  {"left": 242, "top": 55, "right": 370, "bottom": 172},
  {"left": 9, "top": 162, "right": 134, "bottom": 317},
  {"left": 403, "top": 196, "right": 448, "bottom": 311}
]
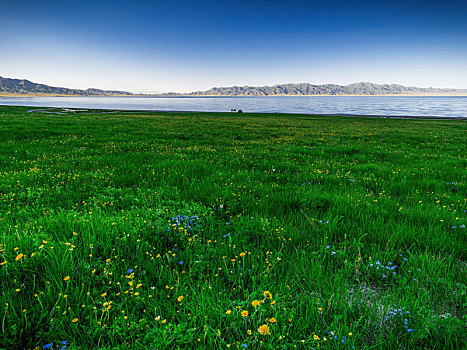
[{"left": 1, "top": 95, "right": 467, "bottom": 118}]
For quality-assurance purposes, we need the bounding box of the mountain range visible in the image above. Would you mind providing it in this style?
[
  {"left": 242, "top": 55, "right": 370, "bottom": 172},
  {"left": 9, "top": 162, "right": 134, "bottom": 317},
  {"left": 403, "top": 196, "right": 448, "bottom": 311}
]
[
  {"left": 1, "top": 76, "right": 466, "bottom": 96},
  {"left": 0, "top": 76, "right": 132, "bottom": 96}
]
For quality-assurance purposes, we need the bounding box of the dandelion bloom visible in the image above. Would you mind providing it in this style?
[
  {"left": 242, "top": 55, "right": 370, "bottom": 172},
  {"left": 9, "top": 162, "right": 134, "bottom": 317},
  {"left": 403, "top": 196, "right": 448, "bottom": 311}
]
[
  {"left": 72, "top": 318, "right": 78, "bottom": 323},
  {"left": 258, "top": 324, "right": 270, "bottom": 335},
  {"left": 252, "top": 300, "right": 260, "bottom": 307},
  {"left": 177, "top": 295, "right": 184, "bottom": 302},
  {"left": 269, "top": 318, "right": 276, "bottom": 323},
  {"left": 240, "top": 252, "right": 246, "bottom": 257},
  {"left": 313, "top": 334, "right": 320, "bottom": 340},
  {"left": 226, "top": 310, "right": 232, "bottom": 315},
  {"left": 0, "top": 261, "right": 6, "bottom": 266},
  {"left": 101, "top": 292, "right": 107, "bottom": 297},
  {"left": 241, "top": 310, "right": 248, "bottom": 317},
  {"left": 263, "top": 291, "right": 272, "bottom": 299},
  {"left": 64, "top": 276, "right": 70, "bottom": 281},
  {"left": 15, "top": 254, "right": 24, "bottom": 261}
]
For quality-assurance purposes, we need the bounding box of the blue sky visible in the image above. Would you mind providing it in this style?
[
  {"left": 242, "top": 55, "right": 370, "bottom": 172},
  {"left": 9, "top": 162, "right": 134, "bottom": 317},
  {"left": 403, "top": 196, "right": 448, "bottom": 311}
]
[{"left": 1, "top": 0, "right": 466, "bottom": 92}]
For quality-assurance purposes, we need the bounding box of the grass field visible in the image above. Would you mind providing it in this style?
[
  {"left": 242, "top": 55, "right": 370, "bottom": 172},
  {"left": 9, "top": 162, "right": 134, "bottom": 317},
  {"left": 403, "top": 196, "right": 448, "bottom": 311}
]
[{"left": 0, "top": 105, "right": 465, "bottom": 349}]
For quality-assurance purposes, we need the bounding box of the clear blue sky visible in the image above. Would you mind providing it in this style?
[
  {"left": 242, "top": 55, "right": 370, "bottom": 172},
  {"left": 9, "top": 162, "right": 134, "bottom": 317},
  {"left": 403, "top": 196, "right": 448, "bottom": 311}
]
[{"left": 1, "top": 0, "right": 466, "bottom": 92}]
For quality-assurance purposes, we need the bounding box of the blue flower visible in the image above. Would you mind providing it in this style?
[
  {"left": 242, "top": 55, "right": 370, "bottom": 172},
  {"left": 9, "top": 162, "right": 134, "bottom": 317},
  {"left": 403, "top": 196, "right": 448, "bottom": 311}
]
[
  {"left": 43, "top": 344, "right": 53, "bottom": 349},
  {"left": 127, "top": 269, "right": 133, "bottom": 274},
  {"left": 179, "top": 261, "right": 183, "bottom": 265},
  {"left": 407, "top": 329, "right": 414, "bottom": 333}
]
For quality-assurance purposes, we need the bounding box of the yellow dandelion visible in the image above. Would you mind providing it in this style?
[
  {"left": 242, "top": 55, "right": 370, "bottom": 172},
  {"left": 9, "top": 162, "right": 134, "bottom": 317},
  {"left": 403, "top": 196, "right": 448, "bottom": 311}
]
[
  {"left": 15, "top": 289, "right": 20, "bottom": 292},
  {"left": 226, "top": 310, "right": 232, "bottom": 315},
  {"left": 0, "top": 261, "right": 6, "bottom": 266},
  {"left": 258, "top": 324, "right": 270, "bottom": 335},
  {"left": 64, "top": 276, "right": 70, "bottom": 281},
  {"left": 241, "top": 310, "right": 248, "bottom": 317},
  {"left": 240, "top": 252, "right": 246, "bottom": 257},
  {"left": 72, "top": 318, "right": 78, "bottom": 323},
  {"left": 177, "top": 295, "right": 184, "bottom": 302},
  {"left": 43, "top": 240, "right": 48, "bottom": 244},
  {"left": 247, "top": 330, "right": 252, "bottom": 335},
  {"left": 15, "top": 254, "right": 24, "bottom": 261},
  {"left": 106, "top": 259, "right": 110, "bottom": 263},
  {"left": 101, "top": 292, "right": 107, "bottom": 297},
  {"left": 348, "top": 332, "right": 352, "bottom": 336},
  {"left": 269, "top": 318, "right": 276, "bottom": 323},
  {"left": 162, "top": 319, "right": 167, "bottom": 323},
  {"left": 252, "top": 300, "right": 260, "bottom": 307},
  {"left": 314, "top": 334, "right": 320, "bottom": 340},
  {"left": 263, "top": 291, "right": 272, "bottom": 299},
  {"left": 318, "top": 307, "right": 323, "bottom": 312}
]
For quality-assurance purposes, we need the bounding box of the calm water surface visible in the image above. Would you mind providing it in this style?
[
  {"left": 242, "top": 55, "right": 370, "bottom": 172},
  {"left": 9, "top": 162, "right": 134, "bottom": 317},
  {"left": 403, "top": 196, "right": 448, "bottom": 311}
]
[{"left": 1, "top": 96, "right": 466, "bottom": 117}]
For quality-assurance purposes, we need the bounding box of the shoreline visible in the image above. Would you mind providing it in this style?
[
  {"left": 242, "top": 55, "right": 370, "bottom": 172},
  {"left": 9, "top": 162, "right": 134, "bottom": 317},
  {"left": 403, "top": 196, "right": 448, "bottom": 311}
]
[
  {"left": 2, "top": 93, "right": 467, "bottom": 97},
  {"left": 9, "top": 106, "right": 467, "bottom": 120}
]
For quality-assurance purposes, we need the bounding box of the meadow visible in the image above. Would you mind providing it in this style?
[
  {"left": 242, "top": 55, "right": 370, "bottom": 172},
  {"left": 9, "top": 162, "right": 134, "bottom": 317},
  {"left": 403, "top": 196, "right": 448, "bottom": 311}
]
[{"left": 0, "top": 105, "right": 465, "bottom": 349}]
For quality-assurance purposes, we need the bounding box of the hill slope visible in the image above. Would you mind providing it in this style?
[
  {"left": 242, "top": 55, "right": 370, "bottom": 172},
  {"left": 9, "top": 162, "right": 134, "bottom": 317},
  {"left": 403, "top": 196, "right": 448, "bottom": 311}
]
[
  {"left": 187, "top": 82, "right": 467, "bottom": 96},
  {"left": 0, "top": 76, "right": 132, "bottom": 96}
]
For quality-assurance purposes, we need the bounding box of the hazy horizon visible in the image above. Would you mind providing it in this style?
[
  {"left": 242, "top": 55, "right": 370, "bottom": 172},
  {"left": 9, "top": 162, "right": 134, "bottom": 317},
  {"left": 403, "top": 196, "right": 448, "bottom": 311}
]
[{"left": 1, "top": 0, "right": 466, "bottom": 93}]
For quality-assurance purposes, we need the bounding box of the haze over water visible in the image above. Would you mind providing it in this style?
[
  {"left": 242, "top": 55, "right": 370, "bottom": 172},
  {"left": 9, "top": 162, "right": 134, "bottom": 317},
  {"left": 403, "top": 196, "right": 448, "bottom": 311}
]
[{"left": 1, "top": 96, "right": 466, "bottom": 118}]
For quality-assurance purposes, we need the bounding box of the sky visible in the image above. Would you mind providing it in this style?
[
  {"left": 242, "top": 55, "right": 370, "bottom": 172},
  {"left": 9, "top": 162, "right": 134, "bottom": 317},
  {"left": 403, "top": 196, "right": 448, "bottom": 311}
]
[{"left": 1, "top": 0, "right": 466, "bottom": 93}]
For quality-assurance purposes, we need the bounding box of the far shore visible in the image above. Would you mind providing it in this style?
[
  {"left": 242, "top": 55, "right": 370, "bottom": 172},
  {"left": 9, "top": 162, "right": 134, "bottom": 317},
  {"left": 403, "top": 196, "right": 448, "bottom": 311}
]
[{"left": 2, "top": 93, "right": 467, "bottom": 97}]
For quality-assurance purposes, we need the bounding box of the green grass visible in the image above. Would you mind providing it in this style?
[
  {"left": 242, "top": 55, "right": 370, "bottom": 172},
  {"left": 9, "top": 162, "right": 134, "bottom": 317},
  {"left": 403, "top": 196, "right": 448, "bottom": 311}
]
[{"left": 0, "top": 105, "right": 466, "bottom": 349}]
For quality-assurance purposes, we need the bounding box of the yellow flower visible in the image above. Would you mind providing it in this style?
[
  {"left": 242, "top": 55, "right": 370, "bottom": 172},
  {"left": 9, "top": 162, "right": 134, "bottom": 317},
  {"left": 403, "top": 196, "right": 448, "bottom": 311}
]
[
  {"left": 258, "top": 324, "right": 270, "bottom": 335},
  {"left": 318, "top": 307, "right": 323, "bottom": 311},
  {"left": 226, "top": 310, "right": 232, "bottom": 315},
  {"left": 263, "top": 291, "right": 272, "bottom": 299},
  {"left": 64, "top": 276, "right": 70, "bottom": 281},
  {"left": 15, "top": 254, "right": 24, "bottom": 261},
  {"left": 269, "top": 318, "right": 276, "bottom": 323},
  {"left": 106, "top": 259, "right": 110, "bottom": 263},
  {"left": 348, "top": 332, "right": 352, "bottom": 336},
  {"left": 162, "top": 319, "right": 167, "bottom": 323},
  {"left": 15, "top": 289, "right": 20, "bottom": 292},
  {"left": 177, "top": 295, "right": 184, "bottom": 302},
  {"left": 101, "top": 292, "right": 107, "bottom": 297},
  {"left": 241, "top": 310, "right": 248, "bottom": 317},
  {"left": 217, "top": 330, "right": 221, "bottom": 336},
  {"left": 314, "top": 334, "right": 320, "bottom": 341},
  {"left": 43, "top": 240, "right": 48, "bottom": 244},
  {"left": 270, "top": 300, "right": 276, "bottom": 306},
  {"left": 0, "top": 261, "right": 6, "bottom": 266},
  {"left": 240, "top": 252, "right": 246, "bottom": 257},
  {"left": 247, "top": 330, "right": 252, "bottom": 335},
  {"left": 72, "top": 318, "right": 78, "bottom": 323},
  {"left": 252, "top": 300, "right": 260, "bottom": 307}
]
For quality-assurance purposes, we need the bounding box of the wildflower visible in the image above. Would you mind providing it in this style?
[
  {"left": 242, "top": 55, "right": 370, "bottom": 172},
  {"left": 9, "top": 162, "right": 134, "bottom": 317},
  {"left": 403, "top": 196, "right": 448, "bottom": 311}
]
[
  {"left": 263, "top": 291, "right": 272, "bottom": 299},
  {"left": 226, "top": 310, "right": 232, "bottom": 315},
  {"left": 348, "top": 332, "right": 352, "bottom": 336},
  {"left": 269, "top": 318, "right": 276, "bottom": 323},
  {"left": 106, "top": 259, "right": 110, "bottom": 263},
  {"left": 64, "top": 276, "right": 70, "bottom": 281},
  {"left": 270, "top": 300, "right": 276, "bottom": 306},
  {"left": 179, "top": 261, "right": 183, "bottom": 265},
  {"left": 15, "top": 254, "right": 24, "bottom": 261},
  {"left": 72, "top": 318, "right": 78, "bottom": 323},
  {"left": 162, "top": 319, "right": 167, "bottom": 323},
  {"left": 15, "top": 289, "right": 20, "bottom": 292},
  {"left": 318, "top": 307, "right": 323, "bottom": 311},
  {"left": 0, "top": 261, "right": 6, "bottom": 266},
  {"left": 314, "top": 334, "right": 320, "bottom": 340},
  {"left": 240, "top": 252, "right": 246, "bottom": 257},
  {"left": 247, "top": 330, "right": 252, "bottom": 335},
  {"left": 101, "top": 292, "right": 107, "bottom": 297},
  {"left": 241, "top": 310, "right": 248, "bottom": 317},
  {"left": 127, "top": 269, "right": 133, "bottom": 273},
  {"left": 258, "top": 324, "right": 269, "bottom": 335},
  {"left": 252, "top": 300, "right": 260, "bottom": 307},
  {"left": 177, "top": 295, "right": 184, "bottom": 302}
]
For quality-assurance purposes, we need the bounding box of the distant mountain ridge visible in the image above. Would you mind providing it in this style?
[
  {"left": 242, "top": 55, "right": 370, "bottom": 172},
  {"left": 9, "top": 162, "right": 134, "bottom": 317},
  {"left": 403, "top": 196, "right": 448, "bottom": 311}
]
[
  {"left": 186, "top": 82, "right": 467, "bottom": 96},
  {"left": 1, "top": 76, "right": 466, "bottom": 96},
  {"left": 0, "top": 76, "right": 132, "bottom": 96}
]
